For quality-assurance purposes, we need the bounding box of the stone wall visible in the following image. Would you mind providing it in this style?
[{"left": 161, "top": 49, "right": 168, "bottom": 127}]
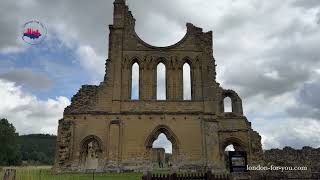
[
  {"left": 260, "top": 146, "right": 320, "bottom": 179},
  {"left": 53, "top": 119, "right": 73, "bottom": 172},
  {"left": 64, "top": 85, "right": 98, "bottom": 114},
  {"left": 245, "top": 146, "right": 320, "bottom": 179}
]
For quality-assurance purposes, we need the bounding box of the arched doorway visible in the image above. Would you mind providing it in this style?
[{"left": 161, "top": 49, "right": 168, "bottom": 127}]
[
  {"left": 80, "top": 135, "right": 103, "bottom": 171},
  {"left": 222, "top": 138, "right": 246, "bottom": 171},
  {"left": 145, "top": 125, "right": 179, "bottom": 170},
  {"left": 152, "top": 133, "right": 172, "bottom": 169}
]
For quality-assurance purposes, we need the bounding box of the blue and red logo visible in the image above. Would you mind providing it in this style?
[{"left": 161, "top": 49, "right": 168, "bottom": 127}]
[
  {"left": 23, "top": 28, "right": 41, "bottom": 39},
  {"left": 22, "top": 20, "right": 47, "bottom": 45}
]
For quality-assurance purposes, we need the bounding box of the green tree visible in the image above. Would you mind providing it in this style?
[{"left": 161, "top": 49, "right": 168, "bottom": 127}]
[
  {"left": 0, "top": 118, "right": 22, "bottom": 165},
  {"left": 18, "top": 134, "right": 56, "bottom": 165}
]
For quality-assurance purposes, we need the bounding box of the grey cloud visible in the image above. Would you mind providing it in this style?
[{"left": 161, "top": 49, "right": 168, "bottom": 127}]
[
  {"left": 0, "top": 69, "right": 53, "bottom": 90},
  {"left": 221, "top": 10, "right": 320, "bottom": 98},
  {"left": 222, "top": 49, "right": 315, "bottom": 99},
  {"left": 286, "top": 79, "right": 320, "bottom": 120},
  {"left": 10, "top": 103, "right": 60, "bottom": 119},
  {"left": 0, "top": 1, "right": 22, "bottom": 51},
  {"left": 292, "top": 0, "right": 320, "bottom": 9},
  {"left": 0, "top": 0, "right": 113, "bottom": 56},
  {"left": 299, "top": 82, "right": 320, "bottom": 108},
  {"left": 287, "top": 105, "right": 320, "bottom": 120},
  {"left": 127, "top": 0, "right": 189, "bottom": 47},
  {"left": 266, "top": 18, "right": 318, "bottom": 40},
  {"left": 0, "top": 0, "right": 112, "bottom": 81}
]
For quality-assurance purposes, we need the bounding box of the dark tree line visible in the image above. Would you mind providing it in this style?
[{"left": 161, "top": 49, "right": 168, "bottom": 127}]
[
  {"left": 18, "top": 134, "right": 57, "bottom": 165},
  {"left": 0, "top": 118, "right": 22, "bottom": 165},
  {"left": 0, "top": 118, "right": 57, "bottom": 166}
]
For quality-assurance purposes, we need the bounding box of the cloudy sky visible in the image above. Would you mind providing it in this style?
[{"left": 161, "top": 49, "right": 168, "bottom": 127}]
[{"left": 0, "top": 0, "right": 320, "bottom": 151}]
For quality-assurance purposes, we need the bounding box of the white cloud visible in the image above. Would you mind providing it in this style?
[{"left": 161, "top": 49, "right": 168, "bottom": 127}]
[
  {"left": 260, "top": 118, "right": 320, "bottom": 149},
  {"left": 225, "top": 144, "right": 235, "bottom": 151},
  {"left": 0, "top": 79, "right": 70, "bottom": 135},
  {"left": 76, "top": 45, "right": 105, "bottom": 78},
  {"left": 152, "top": 133, "right": 172, "bottom": 153}
]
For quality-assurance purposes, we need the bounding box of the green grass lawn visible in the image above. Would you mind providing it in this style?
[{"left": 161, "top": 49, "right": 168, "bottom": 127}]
[{"left": 1, "top": 167, "right": 143, "bottom": 180}]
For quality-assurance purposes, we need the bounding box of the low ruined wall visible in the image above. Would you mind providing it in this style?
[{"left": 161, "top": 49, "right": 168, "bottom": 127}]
[{"left": 251, "top": 146, "right": 320, "bottom": 179}]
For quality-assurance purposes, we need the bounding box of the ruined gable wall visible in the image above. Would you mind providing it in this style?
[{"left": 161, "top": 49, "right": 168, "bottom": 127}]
[{"left": 54, "top": 0, "right": 263, "bottom": 173}]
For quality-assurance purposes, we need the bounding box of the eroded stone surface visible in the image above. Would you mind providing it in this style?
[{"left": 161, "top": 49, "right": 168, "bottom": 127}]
[
  {"left": 53, "top": 120, "right": 72, "bottom": 171},
  {"left": 260, "top": 147, "right": 320, "bottom": 179},
  {"left": 64, "top": 85, "right": 99, "bottom": 114}
]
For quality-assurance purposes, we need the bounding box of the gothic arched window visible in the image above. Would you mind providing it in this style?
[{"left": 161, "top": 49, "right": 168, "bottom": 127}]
[
  {"left": 157, "top": 63, "right": 166, "bottom": 100},
  {"left": 183, "top": 63, "right": 191, "bottom": 100},
  {"left": 131, "top": 62, "right": 139, "bottom": 100},
  {"left": 223, "top": 97, "right": 232, "bottom": 112}
]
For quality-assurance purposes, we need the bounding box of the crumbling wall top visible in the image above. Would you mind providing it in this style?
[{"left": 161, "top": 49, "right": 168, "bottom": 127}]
[{"left": 64, "top": 85, "right": 99, "bottom": 115}]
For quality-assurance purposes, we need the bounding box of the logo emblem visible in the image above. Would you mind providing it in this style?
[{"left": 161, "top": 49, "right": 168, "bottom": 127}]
[{"left": 22, "top": 20, "right": 47, "bottom": 45}]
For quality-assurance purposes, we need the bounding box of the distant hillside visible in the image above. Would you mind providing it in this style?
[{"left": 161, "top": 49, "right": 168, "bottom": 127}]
[{"left": 17, "top": 134, "right": 57, "bottom": 165}]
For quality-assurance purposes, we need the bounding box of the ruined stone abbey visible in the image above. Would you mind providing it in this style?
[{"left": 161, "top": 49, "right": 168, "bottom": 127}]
[{"left": 54, "top": 0, "right": 263, "bottom": 173}]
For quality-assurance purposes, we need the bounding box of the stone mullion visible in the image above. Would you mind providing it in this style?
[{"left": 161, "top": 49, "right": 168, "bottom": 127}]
[
  {"left": 111, "top": 29, "right": 123, "bottom": 102},
  {"left": 128, "top": 65, "right": 132, "bottom": 100},
  {"left": 152, "top": 66, "right": 157, "bottom": 100},
  {"left": 190, "top": 65, "right": 195, "bottom": 100},
  {"left": 121, "top": 63, "right": 130, "bottom": 100},
  {"left": 201, "top": 57, "right": 211, "bottom": 101},
  {"left": 140, "top": 66, "right": 146, "bottom": 100},
  {"left": 144, "top": 67, "right": 153, "bottom": 100},
  {"left": 174, "top": 66, "right": 182, "bottom": 100},
  {"left": 172, "top": 68, "right": 179, "bottom": 100},
  {"left": 167, "top": 68, "right": 174, "bottom": 100},
  {"left": 140, "top": 60, "right": 153, "bottom": 100},
  {"left": 193, "top": 65, "right": 202, "bottom": 100}
]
